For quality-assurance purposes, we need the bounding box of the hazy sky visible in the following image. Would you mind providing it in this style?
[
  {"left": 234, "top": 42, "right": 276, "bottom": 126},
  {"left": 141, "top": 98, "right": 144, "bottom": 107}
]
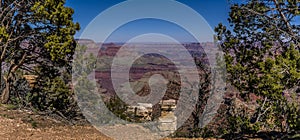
[{"left": 66, "top": 0, "right": 231, "bottom": 42}]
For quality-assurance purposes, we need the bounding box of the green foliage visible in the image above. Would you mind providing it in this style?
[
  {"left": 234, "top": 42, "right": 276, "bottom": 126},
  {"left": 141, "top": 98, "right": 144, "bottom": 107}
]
[
  {"left": 28, "top": 117, "right": 38, "bottom": 129},
  {"left": 0, "top": 26, "right": 8, "bottom": 41},
  {"left": 23, "top": 65, "right": 79, "bottom": 119},
  {"left": 72, "top": 44, "right": 98, "bottom": 112},
  {"left": 0, "top": 0, "right": 83, "bottom": 122},
  {"left": 228, "top": 115, "right": 260, "bottom": 134},
  {"left": 0, "top": 0, "right": 79, "bottom": 104},
  {"left": 106, "top": 96, "right": 129, "bottom": 121},
  {"left": 3, "top": 104, "right": 18, "bottom": 110},
  {"left": 9, "top": 76, "right": 31, "bottom": 107},
  {"left": 44, "top": 77, "right": 72, "bottom": 111},
  {"left": 215, "top": 0, "right": 300, "bottom": 135},
  {"left": 285, "top": 95, "right": 300, "bottom": 131},
  {"left": 72, "top": 45, "right": 97, "bottom": 79},
  {"left": 31, "top": 0, "right": 80, "bottom": 61}
]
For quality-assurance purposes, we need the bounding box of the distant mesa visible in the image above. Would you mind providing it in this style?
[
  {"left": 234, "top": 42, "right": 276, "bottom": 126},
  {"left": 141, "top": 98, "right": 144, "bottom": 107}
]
[{"left": 75, "top": 39, "right": 216, "bottom": 101}]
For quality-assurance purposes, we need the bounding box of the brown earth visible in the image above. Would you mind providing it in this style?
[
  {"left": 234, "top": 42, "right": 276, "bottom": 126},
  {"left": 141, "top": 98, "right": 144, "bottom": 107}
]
[
  {"left": 0, "top": 104, "right": 217, "bottom": 140},
  {"left": 0, "top": 104, "right": 111, "bottom": 140}
]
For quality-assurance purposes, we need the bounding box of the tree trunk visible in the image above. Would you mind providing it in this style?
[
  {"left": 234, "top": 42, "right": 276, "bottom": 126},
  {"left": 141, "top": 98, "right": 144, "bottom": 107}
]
[
  {"left": 1, "top": 63, "right": 21, "bottom": 104},
  {"left": 1, "top": 77, "right": 10, "bottom": 104},
  {"left": 0, "top": 62, "right": 2, "bottom": 94}
]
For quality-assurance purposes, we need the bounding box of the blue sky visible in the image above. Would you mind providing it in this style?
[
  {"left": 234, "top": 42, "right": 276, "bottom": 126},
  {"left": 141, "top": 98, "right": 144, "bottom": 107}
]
[{"left": 65, "top": 0, "right": 230, "bottom": 42}]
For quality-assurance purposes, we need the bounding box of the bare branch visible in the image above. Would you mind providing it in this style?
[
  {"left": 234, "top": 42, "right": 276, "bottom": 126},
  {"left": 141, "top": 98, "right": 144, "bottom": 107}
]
[
  {"left": 273, "top": 0, "right": 295, "bottom": 36},
  {"left": 240, "top": 4, "right": 299, "bottom": 41}
]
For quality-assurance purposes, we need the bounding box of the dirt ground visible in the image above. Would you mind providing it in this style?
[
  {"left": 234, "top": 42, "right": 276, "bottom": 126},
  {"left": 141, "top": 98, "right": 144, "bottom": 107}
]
[
  {"left": 0, "top": 105, "right": 111, "bottom": 139},
  {"left": 0, "top": 104, "right": 218, "bottom": 140}
]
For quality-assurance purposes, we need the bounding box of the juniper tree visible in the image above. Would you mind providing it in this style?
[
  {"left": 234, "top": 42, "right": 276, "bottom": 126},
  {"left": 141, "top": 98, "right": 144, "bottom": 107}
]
[
  {"left": 215, "top": 0, "right": 300, "bottom": 133},
  {"left": 0, "top": 0, "right": 79, "bottom": 103}
]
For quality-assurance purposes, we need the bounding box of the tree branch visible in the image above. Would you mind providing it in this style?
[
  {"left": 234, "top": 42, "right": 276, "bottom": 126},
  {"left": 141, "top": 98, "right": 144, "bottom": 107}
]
[{"left": 273, "top": 0, "right": 295, "bottom": 37}]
